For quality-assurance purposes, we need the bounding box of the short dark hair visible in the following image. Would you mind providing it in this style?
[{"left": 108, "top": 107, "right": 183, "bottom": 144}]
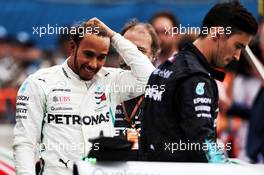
[
  {"left": 200, "top": 1, "right": 258, "bottom": 38},
  {"left": 70, "top": 20, "right": 109, "bottom": 45},
  {"left": 121, "top": 19, "right": 160, "bottom": 58},
  {"left": 150, "top": 11, "right": 179, "bottom": 28}
]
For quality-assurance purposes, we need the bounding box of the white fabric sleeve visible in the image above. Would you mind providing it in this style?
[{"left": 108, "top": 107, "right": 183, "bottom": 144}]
[
  {"left": 110, "top": 33, "right": 155, "bottom": 103},
  {"left": 13, "top": 77, "right": 45, "bottom": 175}
]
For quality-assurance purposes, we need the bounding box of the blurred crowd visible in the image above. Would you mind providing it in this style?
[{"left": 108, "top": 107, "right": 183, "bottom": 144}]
[
  {"left": 0, "top": 11, "right": 263, "bottom": 163},
  {"left": 0, "top": 26, "right": 72, "bottom": 124}
]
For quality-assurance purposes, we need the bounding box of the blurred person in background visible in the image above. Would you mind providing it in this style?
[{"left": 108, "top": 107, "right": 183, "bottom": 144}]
[
  {"left": 0, "top": 32, "right": 43, "bottom": 88},
  {"left": 0, "top": 26, "right": 9, "bottom": 60},
  {"left": 13, "top": 18, "right": 154, "bottom": 174},
  {"left": 178, "top": 33, "right": 198, "bottom": 51},
  {"left": 150, "top": 11, "right": 180, "bottom": 67},
  {"left": 229, "top": 41, "right": 261, "bottom": 161},
  {"left": 217, "top": 42, "right": 262, "bottom": 161},
  {"left": 0, "top": 30, "right": 43, "bottom": 123},
  {"left": 38, "top": 26, "right": 71, "bottom": 68},
  {"left": 40, "top": 33, "right": 71, "bottom": 69},
  {"left": 246, "top": 19, "right": 264, "bottom": 163},
  {"left": 258, "top": 18, "right": 264, "bottom": 65},
  {"left": 53, "top": 28, "right": 71, "bottom": 65},
  {"left": 141, "top": 1, "right": 258, "bottom": 162},
  {"left": 104, "top": 47, "right": 120, "bottom": 68},
  {"left": 0, "top": 26, "right": 13, "bottom": 87},
  {"left": 0, "top": 26, "right": 14, "bottom": 122},
  {"left": 246, "top": 83, "right": 264, "bottom": 163},
  {"left": 220, "top": 17, "right": 264, "bottom": 163},
  {"left": 218, "top": 20, "right": 264, "bottom": 163},
  {"left": 114, "top": 20, "right": 160, "bottom": 150}
]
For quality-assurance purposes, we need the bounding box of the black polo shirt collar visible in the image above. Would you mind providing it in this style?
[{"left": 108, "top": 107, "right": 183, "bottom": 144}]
[{"left": 184, "top": 42, "right": 225, "bottom": 82}]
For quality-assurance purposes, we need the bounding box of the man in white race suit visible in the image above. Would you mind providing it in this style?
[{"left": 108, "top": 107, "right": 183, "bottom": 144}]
[{"left": 13, "top": 18, "right": 155, "bottom": 175}]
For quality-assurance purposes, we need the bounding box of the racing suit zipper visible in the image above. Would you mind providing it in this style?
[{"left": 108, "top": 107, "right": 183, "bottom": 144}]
[
  {"left": 82, "top": 81, "right": 94, "bottom": 157},
  {"left": 85, "top": 81, "right": 94, "bottom": 90},
  {"left": 85, "top": 82, "right": 89, "bottom": 90}
]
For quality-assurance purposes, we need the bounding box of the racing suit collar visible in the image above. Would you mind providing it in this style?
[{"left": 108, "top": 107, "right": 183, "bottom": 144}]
[
  {"left": 63, "top": 58, "right": 104, "bottom": 82},
  {"left": 184, "top": 42, "right": 225, "bottom": 82}
]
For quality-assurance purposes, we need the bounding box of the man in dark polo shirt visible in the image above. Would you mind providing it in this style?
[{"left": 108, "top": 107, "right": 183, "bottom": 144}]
[
  {"left": 114, "top": 20, "right": 160, "bottom": 150},
  {"left": 140, "top": 1, "right": 258, "bottom": 162}
]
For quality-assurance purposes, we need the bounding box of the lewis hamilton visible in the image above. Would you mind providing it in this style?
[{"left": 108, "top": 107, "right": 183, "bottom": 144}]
[{"left": 13, "top": 18, "right": 155, "bottom": 174}]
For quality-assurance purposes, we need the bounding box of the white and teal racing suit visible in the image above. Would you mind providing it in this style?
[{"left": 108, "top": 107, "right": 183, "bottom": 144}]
[{"left": 13, "top": 33, "right": 155, "bottom": 175}]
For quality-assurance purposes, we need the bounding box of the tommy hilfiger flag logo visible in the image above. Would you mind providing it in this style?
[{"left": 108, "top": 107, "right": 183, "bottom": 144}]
[{"left": 95, "top": 87, "right": 106, "bottom": 105}]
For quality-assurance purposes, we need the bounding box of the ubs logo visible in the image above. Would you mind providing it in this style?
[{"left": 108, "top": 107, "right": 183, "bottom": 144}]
[{"left": 52, "top": 96, "right": 71, "bottom": 103}]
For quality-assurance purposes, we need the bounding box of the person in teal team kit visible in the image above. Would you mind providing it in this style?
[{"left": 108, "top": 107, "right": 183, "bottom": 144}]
[{"left": 141, "top": 1, "right": 258, "bottom": 162}]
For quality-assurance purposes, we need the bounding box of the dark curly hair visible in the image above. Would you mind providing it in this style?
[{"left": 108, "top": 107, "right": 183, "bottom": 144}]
[
  {"left": 70, "top": 20, "right": 109, "bottom": 45},
  {"left": 200, "top": 1, "right": 258, "bottom": 38}
]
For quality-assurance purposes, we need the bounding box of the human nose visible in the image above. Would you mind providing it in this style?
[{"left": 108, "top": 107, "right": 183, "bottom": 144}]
[
  {"left": 233, "top": 49, "right": 242, "bottom": 61},
  {"left": 88, "top": 57, "right": 97, "bottom": 69}
]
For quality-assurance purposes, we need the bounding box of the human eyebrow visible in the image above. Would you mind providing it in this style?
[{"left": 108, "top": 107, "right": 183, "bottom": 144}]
[
  {"left": 137, "top": 46, "right": 147, "bottom": 54},
  {"left": 236, "top": 43, "right": 246, "bottom": 49},
  {"left": 83, "top": 50, "right": 95, "bottom": 57},
  {"left": 97, "top": 54, "right": 107, "bottom": 60}
]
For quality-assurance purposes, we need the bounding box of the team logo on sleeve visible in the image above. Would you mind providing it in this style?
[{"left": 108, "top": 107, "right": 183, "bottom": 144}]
[
  {"left": 195, "top": 82, "right": 205, "bottom": 95},
  {"left": 20, "top": 81, "right": 29, "bottom": 93}
]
